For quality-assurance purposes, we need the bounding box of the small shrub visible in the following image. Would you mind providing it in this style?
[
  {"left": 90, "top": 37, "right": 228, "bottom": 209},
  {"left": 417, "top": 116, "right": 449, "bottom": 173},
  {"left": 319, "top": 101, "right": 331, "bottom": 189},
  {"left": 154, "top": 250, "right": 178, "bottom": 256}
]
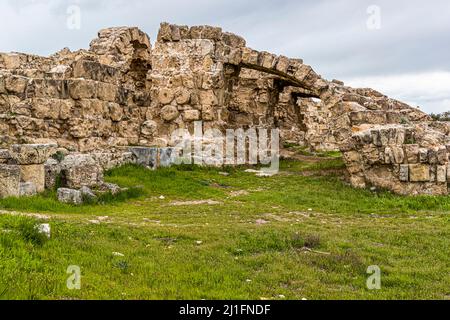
[
  {"left": 304, "top": 234, "right": 321, "bottom": 249},
  {"left": 52, "top": 151, "right": 65, "bottom": 163}
]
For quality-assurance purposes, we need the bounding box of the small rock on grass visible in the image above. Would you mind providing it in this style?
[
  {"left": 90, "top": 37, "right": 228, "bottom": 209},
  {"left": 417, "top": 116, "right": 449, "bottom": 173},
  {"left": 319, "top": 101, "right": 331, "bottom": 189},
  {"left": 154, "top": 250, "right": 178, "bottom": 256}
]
[
  {"left": 112, "top": 252, "right": 125, "bottom": 257},
  {"left": 37, "top": 223, "right": 51, "bottom": 238}
]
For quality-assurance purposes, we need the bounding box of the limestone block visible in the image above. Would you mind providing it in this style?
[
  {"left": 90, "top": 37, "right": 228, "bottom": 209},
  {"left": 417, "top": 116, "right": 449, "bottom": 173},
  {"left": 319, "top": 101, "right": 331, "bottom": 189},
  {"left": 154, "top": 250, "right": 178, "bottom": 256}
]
[
  {"left": 183, "top": 109, "right": 201, "bottom": 122},
  {"left": 19, "top": 182, "right": 37, "bottom": 197},
  {"left": 201, "top": 105, "right": 215, "bottom": 121},
  {"left": 31, "top": 98, "right": 60, "bottom": 119},
  {"left": 80, "top": 186, "right": 97, "bottom": 201},
  {"left": 0, "top": 165, "right": 20, "bottom": 198},
  {"left": 161, "top": 105, "right": 179, "bottom": 122},
  {"left": 0, "top": 149, "right": 11, "bottom": 164},
  {"left": 45, "top": 158, "right": 61, "bottom": 190},
  {"left": 241, "top": 47, "right": 259, "bottom": 65},
  {"left": 141, "top": 120, "right": 158, "bottom": 138},
  {"left": 437, "top": 165, "right": 447, "bottom": 183},
  {"left": 349, "top": 175, "right": 366, "bottom": 189},
  {"left": 199, "top": 90, "right": 218, "bottom": 106},
  {"left": 5, "top": 75, "right": 28, "bottom": 95},
  {"left": 221, "top": 32, "right": 246, "bottom": 48},
  {"left": 57, "top": 188, "right": 82, "bottom": 205},
  {"left": 108, "top": 102, "right": 123, "bottom": 121},
  {"left": 60, "top": 154, "right": 103, "bottom": 189},
  {"left": 72, "top": 59, "right": 119, "bottom": 83},
  {"left": 10, "top": 144, "right": 57, "bottom": 165},
  {"left": 68, "top": 79, "right": 97, "bottom": 100},
  {"left": 258, "top": 51, "right": 276, "bottom": 69},
  {"left": 419, "top": 148, "right": 428, "bottom": 163},
  {"left": 404, "top": 144, "right": 419, "bottom": 163},
  {"left": 399, "top": 165, "right": 409, "bottom": 182},
  {"left": 409, "top": 164, "right": 430, "bottom": 182},
  {"left": 31, "top": 79, "right": 66, "bottom": 99},
  {"left": 129, "top": 147, "right": 158, "bottom": 169},
  {"left": 175, "top": 88, "right": 191, "bottom": 105},
  {"left": 20, "top": 164, "right": 45, "bottom": 193},
  {"left": 158, "top": 88, "right": 175, "bottom": 104},
  {"left": 160, "top": 148, "right": 177, "bottom": 167},
  {"left": 275, "top": 56, "right": 290, "bottom": 73},
  {"left": 97, "top": 82, "right": 117, "bottom": 102}
]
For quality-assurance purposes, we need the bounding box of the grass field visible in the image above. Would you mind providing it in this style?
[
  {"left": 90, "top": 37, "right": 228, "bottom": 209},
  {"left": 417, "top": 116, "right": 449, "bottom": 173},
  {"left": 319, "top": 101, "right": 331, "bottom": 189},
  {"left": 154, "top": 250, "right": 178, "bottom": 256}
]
[{"left": 0, "top": 153, "right": 449, "bottom": 300}]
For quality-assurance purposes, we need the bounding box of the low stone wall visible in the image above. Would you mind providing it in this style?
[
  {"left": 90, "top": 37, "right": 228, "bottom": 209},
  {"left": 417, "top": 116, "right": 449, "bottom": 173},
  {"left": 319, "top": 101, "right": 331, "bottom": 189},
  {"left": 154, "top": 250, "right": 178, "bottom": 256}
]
[{"left": 344, "top": 124, "right": 450, "bottom": 195}]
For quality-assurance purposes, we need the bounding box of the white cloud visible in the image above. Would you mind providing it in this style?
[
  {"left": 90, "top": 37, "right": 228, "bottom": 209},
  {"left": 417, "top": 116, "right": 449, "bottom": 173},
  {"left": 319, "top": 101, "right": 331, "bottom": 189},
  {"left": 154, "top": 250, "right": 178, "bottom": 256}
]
[
  {"left": 345, "top": 72, "right": 450, "bottom": 114},
  {"left": 0, "top": 0, "right": 449, "bottom": 114}
]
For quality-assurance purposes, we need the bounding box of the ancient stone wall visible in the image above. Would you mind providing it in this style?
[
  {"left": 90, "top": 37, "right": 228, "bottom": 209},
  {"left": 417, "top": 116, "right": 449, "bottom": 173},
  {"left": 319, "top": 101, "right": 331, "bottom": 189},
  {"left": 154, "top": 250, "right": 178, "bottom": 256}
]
[{"left": 1, "top": 22, "right": 449, "bottom": 196}]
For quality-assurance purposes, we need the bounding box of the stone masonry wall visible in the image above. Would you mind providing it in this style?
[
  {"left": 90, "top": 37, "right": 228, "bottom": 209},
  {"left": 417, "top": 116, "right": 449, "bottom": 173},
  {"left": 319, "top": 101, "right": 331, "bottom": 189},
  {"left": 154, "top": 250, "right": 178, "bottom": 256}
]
[{"left": 1, "top": 22, "right": 449, "bottom": 196}]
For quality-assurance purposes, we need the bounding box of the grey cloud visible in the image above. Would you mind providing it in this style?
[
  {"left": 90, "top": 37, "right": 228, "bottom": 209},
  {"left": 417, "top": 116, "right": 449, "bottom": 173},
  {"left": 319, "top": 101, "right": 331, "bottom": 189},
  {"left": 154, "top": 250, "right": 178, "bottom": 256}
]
[{"left": 0, "top": 0, "right": 448, "bottom": 112}]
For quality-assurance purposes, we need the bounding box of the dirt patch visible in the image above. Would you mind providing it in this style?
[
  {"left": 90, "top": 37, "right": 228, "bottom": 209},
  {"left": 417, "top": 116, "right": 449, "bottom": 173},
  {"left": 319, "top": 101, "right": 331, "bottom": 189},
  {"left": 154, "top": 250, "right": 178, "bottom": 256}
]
[
  {"left": 170, "top": 200, "right": 222, "bottom": 206},
  {"left": 0, "top": 210, "right": 50, "bottom": 220}
]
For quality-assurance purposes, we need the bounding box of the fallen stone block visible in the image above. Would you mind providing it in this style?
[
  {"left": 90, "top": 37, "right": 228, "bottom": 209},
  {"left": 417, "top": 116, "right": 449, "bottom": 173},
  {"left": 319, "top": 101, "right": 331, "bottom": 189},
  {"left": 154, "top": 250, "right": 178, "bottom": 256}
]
[
  {"left": 19, "top": 182, "right": 37, "bottom": 197},
  {"left": 98, "top": 182, "right": 121, "bottom": 195},
  {"left": 60, "top": 154, "right": 104, "bottom": 189},
  {"left": 57, "top": 188, "right": 83, "bottom": 205},
  {"left": 80, "top": 186, "right": 97, "bottom": 201}
]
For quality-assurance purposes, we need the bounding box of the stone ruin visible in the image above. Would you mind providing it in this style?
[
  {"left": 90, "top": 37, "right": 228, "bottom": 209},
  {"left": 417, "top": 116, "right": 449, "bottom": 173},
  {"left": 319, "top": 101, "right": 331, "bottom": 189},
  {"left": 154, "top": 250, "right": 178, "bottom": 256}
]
[{"left": 1, "top": 22, "right": 450, "bottom": 201}]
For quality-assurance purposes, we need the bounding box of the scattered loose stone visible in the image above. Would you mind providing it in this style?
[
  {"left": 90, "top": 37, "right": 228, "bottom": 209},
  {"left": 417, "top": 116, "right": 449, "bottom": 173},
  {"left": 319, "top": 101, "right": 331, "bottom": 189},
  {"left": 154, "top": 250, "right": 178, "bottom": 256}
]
[
  {"left": 37, "top": 223, "right": 51, "bottom": 238},
  {"left": 112, "top": 252, "right": 125, "bottom": 257},
  {"left": 57, "top": 188, "right": 83, "bottom": 205}
]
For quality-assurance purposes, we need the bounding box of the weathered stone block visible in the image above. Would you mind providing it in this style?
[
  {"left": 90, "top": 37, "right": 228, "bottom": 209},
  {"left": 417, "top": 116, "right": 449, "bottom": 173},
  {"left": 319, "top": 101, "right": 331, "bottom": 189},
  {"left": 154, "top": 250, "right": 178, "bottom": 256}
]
[
  {"left": 161, "top": 105, "right": 179, "bottom": 122},
  {"left": 399, "top": 165, "right": 409, "bottom": 182},
  {"left": 97, "top": 82, "right": 118, "bottom": 102},
  {"left": 5, "top": 75, "right": 28, "bottom": 95},
  {"left": 108, "top": 102, "right": 123, "bottom": 122},
  {"left": 45, "top": 158, "right": 61, "bottom": 190},
  {"left": 0, "top": 149, "right": 11, "bottom": 164},
  {"left": 60, "top": 154, "right": 103, "bottom": 189},
  {"left": 10, "top": 144, "right": 57, "bottom": 165},
  {"left": 404, "top": 144, "right": 419, "bottom": 163},
  {"left": 0, "top": 165, "right": 20, "bottom": 198},
  {"left": 158, "top": 88, "right": 175, "bottom": 104},
  {"left": 57, "top": 188, "right": 82, "bottom": 205},
  {"left": 68, "top": 79, "right": 97, "bottom": 100},
  {"left": 409, "top": 164, "right": 430, "bottom": 182},
  {"left": 20, "top": 164, "right": 45, "bottom": 193},
  {"left": 160, "top": 148, "right": 177, "bottom": 167},
  {"left": 436, "top": 165, "right": 447, "bottom": 183},
  {"left": 419, "top": 148, "right": 429, "bottom": 163},
  {"left": 19, "top": 182, "right": 37, "bottom": 197},
  {"left": 183, "top": 109, "right": 201, "bottom": 122},
  {"left": 129, "top": 147, "right": 158, "bottom": 169},
  {"left": 140, "top": 120, "right": 158, "bottom": 138}
]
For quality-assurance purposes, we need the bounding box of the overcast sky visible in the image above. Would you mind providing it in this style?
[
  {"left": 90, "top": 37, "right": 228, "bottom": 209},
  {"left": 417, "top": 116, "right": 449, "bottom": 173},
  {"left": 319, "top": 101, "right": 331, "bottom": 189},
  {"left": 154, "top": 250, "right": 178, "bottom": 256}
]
[{"left": 1, "top": 0, "right": 449, "bottom": 113}]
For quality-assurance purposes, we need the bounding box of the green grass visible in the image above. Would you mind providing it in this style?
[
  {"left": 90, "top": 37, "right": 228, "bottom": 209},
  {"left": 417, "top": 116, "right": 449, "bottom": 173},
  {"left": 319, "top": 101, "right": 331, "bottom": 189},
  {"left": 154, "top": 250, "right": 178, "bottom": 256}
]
[{"left": 0, "top": 158, "right": 449, "bottom": 300}]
